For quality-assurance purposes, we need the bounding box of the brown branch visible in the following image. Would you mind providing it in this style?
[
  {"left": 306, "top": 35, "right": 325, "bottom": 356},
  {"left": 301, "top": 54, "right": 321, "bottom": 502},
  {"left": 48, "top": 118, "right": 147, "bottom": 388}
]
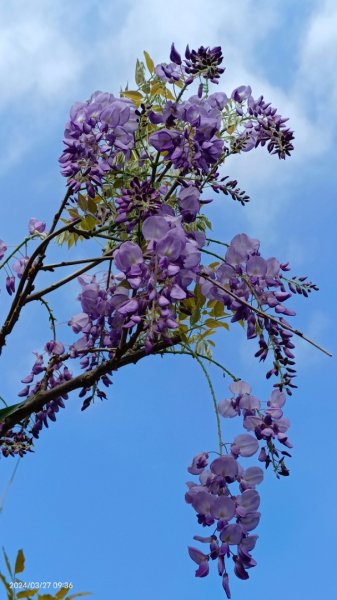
[
  {"left": 0, "top": 207, "right": 81, "bottom": 354},
  {"left": 41, "top": 256, "right": 114, "bottom": 271},
  {"left": 26, "top": 250, "right": 114, "bottom": 304},
  {"left": 0, "top": 335, "right": 181, "bottom": 436}
]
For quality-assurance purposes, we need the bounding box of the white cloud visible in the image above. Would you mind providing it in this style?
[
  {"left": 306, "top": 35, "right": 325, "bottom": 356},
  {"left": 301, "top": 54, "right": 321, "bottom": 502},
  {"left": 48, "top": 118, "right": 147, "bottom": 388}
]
[
  {"left": 296, "top": 0, "right": 337, "bottom": 114},
  {"left": 0, "top": 2, "right": 85, "bottom": 109}
]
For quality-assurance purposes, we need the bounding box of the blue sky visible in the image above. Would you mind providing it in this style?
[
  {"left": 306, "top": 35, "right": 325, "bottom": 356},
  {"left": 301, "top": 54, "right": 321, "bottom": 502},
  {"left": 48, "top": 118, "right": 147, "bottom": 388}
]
[{"left": 0, "top": 0, "right": 336, "bottom": 598}]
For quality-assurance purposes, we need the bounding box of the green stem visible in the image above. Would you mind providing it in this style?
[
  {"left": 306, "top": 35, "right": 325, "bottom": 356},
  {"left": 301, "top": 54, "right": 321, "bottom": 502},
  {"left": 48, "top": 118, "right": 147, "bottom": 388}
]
[
  {"left": 206, "top": 238, "right": 229, "bottom": 248},
  {"left": 162, "top": 347, "right": 239, "bottom": 381},
  {"left": 0, "top": 237, "right": 30, "bottom": 271},
  {"left": 151, "top": 151, "right": 161, "bottom": 184},
  {"left": 182, "top": 343, "right": 223, "bottom": 454}
]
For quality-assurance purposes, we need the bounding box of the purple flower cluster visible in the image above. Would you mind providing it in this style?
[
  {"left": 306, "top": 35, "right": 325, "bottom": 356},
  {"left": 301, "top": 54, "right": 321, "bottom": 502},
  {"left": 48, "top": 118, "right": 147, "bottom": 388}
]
[
  {"left": 114, "top": 177, "right": 163, "bottom": 231},
  {"left": 218, "top": 381, "right": 292, "bottom": 476},
  {"left": 156, "top": 44, "right": 225, "bottom": 84},
  {"left": 0, "top": 426, "right": 33, "bottom": 458},
  {"left": 200, "top": 233, "right": 299, "bottom": 394},
  {"left": 69, "top": 209, "right": 203, "bottom": 356},
  {"left": 186, "top": 448, "right": 262, "bottom": 597},
  {"left": 184, "top": 44, "right": 225, "bottom": 83},
  {"left": 230, "top": 89, "right": 294, "bottom": 159},
  {"left": 186, "top": 380, "right": 292, "bottom": 596},
  {"left": 149, "top": 93, "right": 227, "bottom": 173},
  {"left": 59, "top": 92, "right": 138, "bottom": 196},
  {"left": 17, "top": 344, "right": 71, "bottom": 439}
]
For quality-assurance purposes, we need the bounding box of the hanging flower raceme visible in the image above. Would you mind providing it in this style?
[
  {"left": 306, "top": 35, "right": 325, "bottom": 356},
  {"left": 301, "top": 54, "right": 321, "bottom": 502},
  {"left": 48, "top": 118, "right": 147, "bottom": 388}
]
[{"left": 59, "top": 92, "right": 138, "bottom": 196}]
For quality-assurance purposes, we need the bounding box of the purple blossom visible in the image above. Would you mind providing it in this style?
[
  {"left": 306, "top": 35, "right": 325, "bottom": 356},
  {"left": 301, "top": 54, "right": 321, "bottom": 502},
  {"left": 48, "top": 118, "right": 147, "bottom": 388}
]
[
  {"left": 170, "top": 43, "right": 182, "bottom": 65},
  {"left": 231, "top": 434, "right": 259, "bottom": 457},
  {"left": 142, "top": 216, "right": 169, "bottom": 241},
  {"left": 59, "top": 92, "right": 137, "bottom": 192},
  {"left": 5, "top": 276, "right": 15, "bottom": 295},
  {"left": 155, "top": 63, "right": 181, "bottom": 83},
  {"left": 210, "top": 455, "right": 238, "bottom": 481},
  {"left": 0, "top": 239, "right": 7, "bottom": 260},
  {"left": 114, "top": 242, "right": 143, "bottom": 272},
  {"left": 29, "top": 218, "right": 46, "bottom": 234},
  {"left": 13, "top": 256, "right": 29, "bottom": 279},
  {"left": 184, "top": 45, "right": 225, "bottom": 83},
  {"left": 231, "top": 86, "right": 252, "bottom": 103},
  {"left": 188, "top": 452, "right": 209, "bottom": 475},
  {"left": 178, "top": 185, "right": 200, "bottom": 222}
]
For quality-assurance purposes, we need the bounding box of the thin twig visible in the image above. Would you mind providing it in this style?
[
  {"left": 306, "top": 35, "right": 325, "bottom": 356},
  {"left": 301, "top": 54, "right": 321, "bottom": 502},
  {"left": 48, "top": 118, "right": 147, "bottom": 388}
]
[{"left": 201, "top": 273, "right": 332, "bottom": 357}]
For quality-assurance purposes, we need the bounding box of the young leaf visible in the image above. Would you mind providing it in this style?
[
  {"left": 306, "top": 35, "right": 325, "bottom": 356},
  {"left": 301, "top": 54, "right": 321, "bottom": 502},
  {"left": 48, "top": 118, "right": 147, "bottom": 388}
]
[
  {"left": 135, "top": 59, "right": 145, "bottom": 86},
  {"left": 80, "top": 215, "right": 98, "bottom": 231},
  {"left": 14, "top": 549, "right": 25, "bottom": 575},
  {"left": 66, "top": 593, "right": 92, "bottom": 599},
  {"left": 0, "top": 572, "right": 14, "bottom": 600},
  {"left": 55, "top": 589, "right": 70, "bottom": 600},
  {"left": 0, "top": 403, "right": 21, "bottom": 422},
  {"left": 2, "top": 547, "right": 13, "bottom": 578},
  {"left": 77, "top": 193, "right": 88, "bottom": 212},
  {"left": 204, "top": 318, "right": 229, "bottom": 331},
  {"left": 67, "top": 208, "right": 79, "bottom": 220},
  {"left": 150, "top": 82, "right": 164, "bottom": 96},
  {"left": 67, "top": 234, "right": 76, "bottom": 249},
  {"left": 87, "top": 197, "right": 98, "bottom": 215},
  {"left": 121, "top": 90, "right": 143, "bottom": 105},
  {"left": 17, "top": 591, "right": 38, "bottom": 599},
  {"left": 190, "top": 307, "right": 201, "bottom": 326},
  {"left": 143, "top": 50, "right": 154, "bottom": 73}
]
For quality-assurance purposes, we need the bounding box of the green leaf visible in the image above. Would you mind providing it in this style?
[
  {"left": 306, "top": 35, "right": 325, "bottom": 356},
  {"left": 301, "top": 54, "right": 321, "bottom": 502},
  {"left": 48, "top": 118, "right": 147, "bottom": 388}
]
[
  {"left": 67, "top": 208, "right": 79, "bottom": 220},
  {"left": 67, "top": 234, "right": 76, "bottom": 249},
  {"left": 204, "top": 318, "right": 229, "bottom": 331},
  {"left": 2, "top": 547, "right": 13, "bottom": 578},
  {"left": 37, "top": 595, "right": 55, "bottom": 600},
  {"left": 209, "top": 301, "right": 223, "bottom": 317},
  {"left": 194, "top": 284, "right": 206, "bottom": 309},
  {"left": 14, "top": 549, "right": 25, "bottom": 575},
  {"left": 190, "top": 307, "right": 201, "bottom": 326},
  {"left": 77, "top": 194, "right": 88, "bottom": 212},
  {"left": 87, "top": 197, "right": 98, "bottom": 215},
  {"left": 0, "top": 572, "right": 14, "bottom": 599},
  {"left": 17, "top": 591, "right": 38, "bottom": 598},
  {"left": 143, "top": 50, "right": 154, "bottom": 73},
  {"left": 203, "top": 216, "right": 213, "bottom": 231},
  {"left": 55, "top": 589, "right": 70, "bottom": 599},
  {"left": 66, "top": 594, "right": 92, "bottom": 599},
  {"left": 80, "top": 215, "right": 98, "bottom": 231},
  {"left": 0, "top": 403, "right": 21, "bottom": 422},
  {"left": 57, "top": 231, "right": 66, "bottom": 245},
  {"left": 135, "top": 59, "right": 145, "bottom": 86},
  {"left": 150, "top": 82, "right": 163, "bottom": 96},
  {"left": 121, "top": 90, "right": 143, "bottom": 104},
  {"left": 0, "top": 395, "right": 8, "bottom": 407}
]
